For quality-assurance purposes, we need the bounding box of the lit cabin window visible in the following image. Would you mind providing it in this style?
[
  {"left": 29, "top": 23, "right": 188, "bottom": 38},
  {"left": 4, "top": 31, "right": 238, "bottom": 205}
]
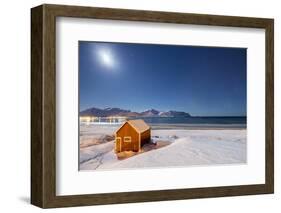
[{"left": 124, "top": 136, "right": 131, "bottom": 143}]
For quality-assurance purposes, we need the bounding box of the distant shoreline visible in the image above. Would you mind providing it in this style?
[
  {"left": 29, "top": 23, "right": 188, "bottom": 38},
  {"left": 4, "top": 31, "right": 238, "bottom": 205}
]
[
  {"left": 80, "top": 122, "right": 246, "bottom": 130},
  {"left": 151, "top": 124, "right": 247, "bottom": 130}
]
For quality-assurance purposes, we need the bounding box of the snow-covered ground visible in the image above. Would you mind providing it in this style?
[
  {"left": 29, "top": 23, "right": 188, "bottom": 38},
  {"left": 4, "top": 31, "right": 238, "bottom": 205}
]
[{"left": 79, "top": 125, "right": 246, "bottom": 170}]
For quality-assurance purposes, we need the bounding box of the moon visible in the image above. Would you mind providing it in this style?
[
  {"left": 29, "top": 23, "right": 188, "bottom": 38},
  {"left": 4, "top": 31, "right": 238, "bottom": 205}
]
[{"left": 98, "top": 48, "right": 115, "bottom": 69}]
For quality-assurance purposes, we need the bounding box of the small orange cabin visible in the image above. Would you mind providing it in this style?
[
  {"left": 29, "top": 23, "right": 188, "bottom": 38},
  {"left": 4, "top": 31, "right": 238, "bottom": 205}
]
[{"left": 115, "top": 119, "right": 151, "bottom": 153}]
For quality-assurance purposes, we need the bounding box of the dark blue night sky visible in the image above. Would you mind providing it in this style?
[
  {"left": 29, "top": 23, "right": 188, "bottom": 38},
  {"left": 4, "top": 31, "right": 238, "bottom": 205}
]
[{"left": 79, "top": 41, "right": 246, "bottom": 116}]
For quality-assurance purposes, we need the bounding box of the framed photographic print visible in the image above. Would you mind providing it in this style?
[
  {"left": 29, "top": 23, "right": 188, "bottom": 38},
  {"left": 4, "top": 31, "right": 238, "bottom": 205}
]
[{"left": 31, "top": 4, "right": 274, "bottom": 208}]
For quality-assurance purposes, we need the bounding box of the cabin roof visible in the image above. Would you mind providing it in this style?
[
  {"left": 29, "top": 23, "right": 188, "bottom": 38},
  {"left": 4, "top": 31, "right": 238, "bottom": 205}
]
[
  {"left": 128, "top": 119, "right": 150, "bottom": 133},
  {"left": 116, "top": 119, "right": 150, "bottom": 134}
]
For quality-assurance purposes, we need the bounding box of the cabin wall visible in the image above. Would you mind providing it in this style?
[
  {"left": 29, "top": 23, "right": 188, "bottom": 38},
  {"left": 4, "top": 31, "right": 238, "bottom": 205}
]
[
  {"left": 115, "top": 123, "right": 139, "bottom": 152},
  {"left": 140, "top": 128, "right": 151, "bottom": 146}
]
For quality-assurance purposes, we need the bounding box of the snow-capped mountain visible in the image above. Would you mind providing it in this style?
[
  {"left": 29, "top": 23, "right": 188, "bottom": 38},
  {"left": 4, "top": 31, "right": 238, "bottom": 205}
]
[
  {"left": 140, "top": 109, "right": 161, "bottom": 117},
  {"left": 80, "top": 107, "right": 191, "bottom": 117}
]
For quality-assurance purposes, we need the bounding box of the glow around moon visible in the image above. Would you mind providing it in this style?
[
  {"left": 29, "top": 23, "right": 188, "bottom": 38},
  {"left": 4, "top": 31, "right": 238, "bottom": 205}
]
[{"left": 97, "top": 48, "right": 116, "bottom": 69}]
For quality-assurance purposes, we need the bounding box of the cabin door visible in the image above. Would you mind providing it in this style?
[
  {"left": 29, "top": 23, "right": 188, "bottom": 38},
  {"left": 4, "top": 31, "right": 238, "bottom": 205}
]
[{"left": 116, "top": 137, "right": 122, "bottom": 152}]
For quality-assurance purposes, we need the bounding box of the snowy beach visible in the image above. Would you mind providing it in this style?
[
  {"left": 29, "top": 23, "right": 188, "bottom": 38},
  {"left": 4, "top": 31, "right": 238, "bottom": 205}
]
[{"left": 79, "top": 124, "right": 246, "bottom": 171}]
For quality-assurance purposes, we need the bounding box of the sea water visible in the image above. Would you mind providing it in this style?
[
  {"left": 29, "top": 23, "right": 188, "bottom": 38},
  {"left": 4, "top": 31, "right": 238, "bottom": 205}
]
[{"left": 138, "top": 116, "right": 246, "bottom": 129}]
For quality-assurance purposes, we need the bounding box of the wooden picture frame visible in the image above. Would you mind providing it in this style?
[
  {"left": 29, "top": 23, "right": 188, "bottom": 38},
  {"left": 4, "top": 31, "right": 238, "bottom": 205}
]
[{"left": 31, "top": 4, "right": 274, "bottom": 208}]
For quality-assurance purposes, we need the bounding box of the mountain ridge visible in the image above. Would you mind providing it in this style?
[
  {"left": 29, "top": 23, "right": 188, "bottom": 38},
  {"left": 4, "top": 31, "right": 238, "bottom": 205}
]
[{"left": 80, "top": 107, "right": 191, "bottom": 117}]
